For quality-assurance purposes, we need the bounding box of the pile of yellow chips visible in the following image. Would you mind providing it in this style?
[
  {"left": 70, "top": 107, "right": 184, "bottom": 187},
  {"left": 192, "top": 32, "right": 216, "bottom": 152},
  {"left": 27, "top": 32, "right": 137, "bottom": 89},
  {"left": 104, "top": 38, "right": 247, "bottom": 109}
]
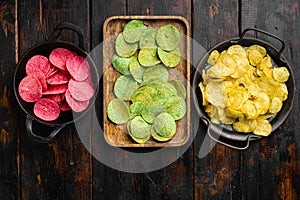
[{"left": 199, "top": 44, "right": 290, "bottom": 136}]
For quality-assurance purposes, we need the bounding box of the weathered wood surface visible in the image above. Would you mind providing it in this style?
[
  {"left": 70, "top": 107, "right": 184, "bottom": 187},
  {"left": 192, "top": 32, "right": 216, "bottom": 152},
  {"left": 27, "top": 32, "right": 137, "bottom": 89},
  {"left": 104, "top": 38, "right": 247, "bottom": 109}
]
[{"left": 0, "top": 0, "right": 299, "bottom": 199}]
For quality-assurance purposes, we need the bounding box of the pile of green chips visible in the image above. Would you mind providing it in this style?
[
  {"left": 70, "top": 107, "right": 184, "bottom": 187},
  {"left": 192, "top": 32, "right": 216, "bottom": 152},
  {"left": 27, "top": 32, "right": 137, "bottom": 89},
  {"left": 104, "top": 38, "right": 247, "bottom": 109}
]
[{"left": 107, "top": 20, "right": 186, "bottom": 143}]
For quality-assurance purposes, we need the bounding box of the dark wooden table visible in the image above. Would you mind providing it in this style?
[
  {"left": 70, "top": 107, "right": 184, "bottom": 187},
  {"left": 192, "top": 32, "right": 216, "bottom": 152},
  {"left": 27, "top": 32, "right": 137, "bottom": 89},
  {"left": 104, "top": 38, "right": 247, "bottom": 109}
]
[{"left": 1, "top": 0, "right": 300, "bottom": 199}]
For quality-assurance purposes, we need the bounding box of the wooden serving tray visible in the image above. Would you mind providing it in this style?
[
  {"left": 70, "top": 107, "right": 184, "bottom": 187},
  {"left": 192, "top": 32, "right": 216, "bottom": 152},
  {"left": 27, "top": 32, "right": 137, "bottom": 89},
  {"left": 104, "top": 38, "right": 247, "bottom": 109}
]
[{"left": 103, "top": 16, "right": 190, "bottom": 147}]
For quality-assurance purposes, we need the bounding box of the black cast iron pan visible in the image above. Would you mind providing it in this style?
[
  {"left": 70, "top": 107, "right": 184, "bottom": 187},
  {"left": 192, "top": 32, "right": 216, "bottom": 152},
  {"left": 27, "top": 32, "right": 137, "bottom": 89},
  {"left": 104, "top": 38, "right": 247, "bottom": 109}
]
[
  {"left": 192, "top": 28, "right": 295, "bottom": 150},
  {"left": 13, "top": 22, "right": 99, "bottom": 143}
]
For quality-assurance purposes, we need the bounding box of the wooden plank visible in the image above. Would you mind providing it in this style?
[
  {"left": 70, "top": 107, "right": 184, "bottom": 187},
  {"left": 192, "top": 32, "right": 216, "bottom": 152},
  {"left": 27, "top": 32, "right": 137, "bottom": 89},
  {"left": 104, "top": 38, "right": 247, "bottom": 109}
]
[
  {"left": 0, "top": 1, "right": 20, "bottom": 199},
  {"left": 192, "top": 0, "right": 241, "bottom": 199},
  {"left": 241, "top": 0, "right": 300, "bottom": 199},
  {"left": 18, "top": 0, "right": 92, "bottom": 199}
]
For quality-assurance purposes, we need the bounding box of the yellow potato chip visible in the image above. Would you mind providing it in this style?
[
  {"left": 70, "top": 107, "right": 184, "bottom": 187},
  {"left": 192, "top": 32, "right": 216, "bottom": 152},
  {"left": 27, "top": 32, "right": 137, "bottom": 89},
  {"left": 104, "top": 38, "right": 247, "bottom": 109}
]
[
  {"left": 199, "top": 82, "right": 208, "bottom": 106},
  {"left": 227, "top": 44, "right": 247, "bottom": 58},
  {"left": 230, "top": 55, "right": 250, "bottom": 78},
  {"left": 226, "top": 107, "right": 244, "bottom": 118},
  {"left": 269, "top": 97, "right": 283, "bottom": 114},
  {"left": 253, "top": 119, "right": 272, "bottom": 136},
  {"left": 248, "top": 49, "right": 263, "bottom": 66},
  {"left": 254, "top": 92, "right": 270, "bottom": 115},
  {"left": 241, "top": 100, "right": 257, "bottom": 119},
  {"left": 205, "top": 82, "right": 226, "bottom": 108},
  {"left": 218, "top": 53, "right": 237, "bottom": 73},
  {"left": 273, "top": 83, "right": 288, "bottom": 101},
  {"left": 239, "top": 118, "right": 257, "bottom": 132},
  {"left": 206, "top": 63, "right": 234, "bottom": 78},
  {"left": 207, "top": 50, "right": 220, "bottom": 65},
  {"left": 273, "top": 67, "right": 290, "bottom": 82},
  {"left": 247, "top": 45, "right": 267, "bottom": 57},
  {"left": 233, "top": 121, "right": 251, "bottom": 133},
  {"left": 226, "top": 86, "right": 248, "bottom": 110},
  {"left": 258, "top": 55, "right": 272, "bottom": 70}
]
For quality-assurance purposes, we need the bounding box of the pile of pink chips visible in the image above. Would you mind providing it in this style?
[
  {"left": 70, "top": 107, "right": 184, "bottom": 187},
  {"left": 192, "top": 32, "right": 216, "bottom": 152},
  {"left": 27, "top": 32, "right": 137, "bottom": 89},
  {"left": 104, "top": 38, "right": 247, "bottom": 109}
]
[{"left": 18, "top": 48, "right": 95, "bottom": 121}]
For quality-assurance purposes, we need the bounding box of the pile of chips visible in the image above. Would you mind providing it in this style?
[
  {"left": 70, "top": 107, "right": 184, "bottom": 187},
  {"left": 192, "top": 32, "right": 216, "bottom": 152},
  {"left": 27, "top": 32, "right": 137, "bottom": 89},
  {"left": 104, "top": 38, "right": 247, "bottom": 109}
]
[
  {"left": 18, "top": 48, "right": 95, "bottom": 121},
  {"left": 199, "top": 44, "right": 290, "bottom": 136},
  {"left": 107, "top": 20, "right": 186, "bottom": 143}
]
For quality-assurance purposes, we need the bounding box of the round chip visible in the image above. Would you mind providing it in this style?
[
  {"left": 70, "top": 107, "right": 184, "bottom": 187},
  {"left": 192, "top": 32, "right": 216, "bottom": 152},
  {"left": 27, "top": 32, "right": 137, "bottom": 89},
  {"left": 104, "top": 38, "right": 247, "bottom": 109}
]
[
  {"left": 165, "top": 96, "right": 186, "bottom": 120},
  {"left": 143, "top": 65, "right": 168, "bottom": 83},
  {"left": 49, "top": 48, "right": 75, "bottom": 71},
  {"left": 168, "top": 80, "right": 186, "bottom": 99},
  {"left": 157, "top": 47, "right": 181, "bottom": 68},
  {"left": 65, "top": 89, "right": 89, "bottom": 112},
  {"left": 269, "top": 97, "right": 282, "bottom": 114},
  {"left": 153, "top": 112, "right": 176, "bottom": 138},
  {"left": 47, "top": 71, "right": 70, "bottom": 85},
  {"left": 107, "top": 99, "right": 130, "bottom": 124},
  {"left": 26, "top": 55, "right": 51, "bottom": 75},
  {"left": 114, "top": 75, "right": 137, "bottom": 100},
  {"left": 142, "top": 103, "right": 165, "bottom": 123},
  {"left": 129, "top": 58, "right": 146, "bottom": 83},
  {"left": 68, "top": 79, "right": 94, "bottom": 101},
  {"left": 273, "top": 67, "right": 290, "bottom": 83},
  {"left": 112, "top": 54, "right": 133, "bottom": 75},
  {"left": 151, "top": 126, "right": 172, "bottom": 142},
  {"left": 139, "top": 28, "right": 157, "bottom": 49},
  {"left": 227, "top": 45, "right": 247, "bottom": 58},
  {"left": 31, "top": 70, "right": 48, "bottom": 91},
  {"left": 123, "top": 20, "right": 147, "bottom": 43},
  {"left": 207, "top": 50, "right": 220, "bottom": 65},
  {"left": 115, "top": 33, "right": 138, "bottom": 58},
  {"left": 248, "top": 49, "right": 263, "bottom": 66},
  {"left": 247, "top": 45, "right": 267, "bottom": 57},
  {"left": 205, "top": 82, "right": 226, "bottom": 108},
  {"left": 127, "top": 121, "right": 150, "bottom": 144},
  {"left": 138, "top": 47, "right": 161, "bottom": 67},
  {"left": 66, "top": 56, "right": 90, "bottom": 81},
  {"left": 156, "top": 24, "right": 179, "bottom": 51},
  {"left": 18, "top": 75, "right": 42, "bottom": 102},
  {"left": 253, "top": 119, "right": 272, "bottom": 136},
  {"left": 129, "top": 102, "right": 144, "bottom": 118},
  {"left": 130, "top": 116, "right": 151, "bottom": 139},
  {"left": 33, "top": 98, "right": 60, "bottom": 121}
]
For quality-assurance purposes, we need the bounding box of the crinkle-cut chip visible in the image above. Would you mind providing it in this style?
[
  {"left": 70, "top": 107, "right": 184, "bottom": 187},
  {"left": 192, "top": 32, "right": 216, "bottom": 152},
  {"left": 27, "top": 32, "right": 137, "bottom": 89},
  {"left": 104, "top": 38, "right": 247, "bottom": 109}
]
[
  {"left": 233, "top": 121, "right": 251, "bottom": 133},
  {"left": 115, "top": 33, "right": 138, "bottom": 58},
  {"left": 18, "top": 75, "right": 42, "bottom": 102},
  {"left": 34, "top": 98, "right": 60, "bottom": 121},
  {"left": 226, "top": 108, "right": 244, "bottom": 118},
  {"left": 241, "top": 100, "right": 257, "bottom": 119},
  {"left": 43, "top": 94, "right": 61, "bottom": 104},
  {"left": 142, "top": 103, "right": 165, "bottom": 123},
  {"left": 258, "top": 55, "right": 272, "bottom": 70},
  {"left": 114, "top": 75, "right": 137, "bottom": 100},
  {"left": 129, "top": 102, "right": 144, "bottom": 119},
  {"left": 199, "top": 82, "right": 208, "bottom": 106},
  {"left": 31, "top": 70, "right": 48, "bottom": 91},
  {"left": 139, "top": 28, "right": 157, "bottom": 48},
  {"left": 230, "top": 55, "right": 249, "bottom": 78},
  {"left": 129, "top": 58, "right": 146, "bottom": 83},
  {"left": 156, "top": 24, "right": 179, "bottom": 51},
  {"left": 68, "top": 79, "right": 94, "bottom": 101},
  {"left": 254, "top": 92, "right": 270, "bottom": 115},
  {"left": 247, "top": 45, "right": 267, "bottom": 57},
  {"left": 107, "top": 98, "right": 130, "bottom": 124},
  {"left": 226, "top": 86, "right": 248, "bottom": 110},
  {"left": 227, "top": 45, "right": 247, "bottom": 58},
  {"left": 205, "top": 82, "right": 226, "bottom": 108},
  {"left": 168, "top": 80, "right": 186, "bottom": 99},
  {"left": 59, "top": 100, "right": 71, "bottom": 111},
  {"left": 207, "top": 50, "right": 220, "bottom": 65},
  {"left": 153, "top": 112, "right": 176, "bottom": 138},
  {"left": 248, "top": 49, "right": 263, "bottom": 66},
  {"left": 130, "top": 116, "right": 151, "bottom": 139},
  {"left": 253, "top": 119, "right": 272, "bottom": 136},
  {"left": 151, "top": 126, "right": 172, "bottom": 142},
  {"left": 127, "top": 121, "right": 150, "bottom": 144},
  {"left": 42, "top": 84, "right": 68, "bottom": 95},
  {"left": 66, "top": 56, "right": 90, "bottom": 81},
  {"left": 112, "top": 54, "right": 133, "bottom": 75},
  {"left": 65, "top": 89, "right": 89, "bottom": 112},
  {"left": 123, "top": 20, "right": 147, "bottom": 43},
  {"left": 138, "top": 47, "right": 161, "bottom": 67},
  {"left": 206, "top": 62, "right": 234, "bottom": 78},
  {"left": 273, "top": 83, "right": 288, "bottom": 101},
  {"left": 157, "top": 47, "right": 181, "bottom": 68},
  {"left": 26, "top": 55, "right": 51, "bottom": 75},
  {"left": 49, "top": 48, "right": 76, "bottom": 71},
  {"left": 273, "top": 67, "right": 290, "bottom": 83},
  {"left": 47, "top": 71, "right": 70, "bottom": 85},
  {"left": 143, "top": 65, "right": 168, "bottom": 83},
  {"left": 165, "top": 97, "right": 186, "bottom": 120},
  {"left": 269, "top": 97, "right": 283, "bottom": 114}
]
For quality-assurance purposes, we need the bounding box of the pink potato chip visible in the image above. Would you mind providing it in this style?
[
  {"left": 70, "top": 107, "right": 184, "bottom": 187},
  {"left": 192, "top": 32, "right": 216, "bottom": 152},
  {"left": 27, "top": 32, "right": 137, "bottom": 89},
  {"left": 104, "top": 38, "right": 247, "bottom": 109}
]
[
  {"left": 43, "top": 94, "right": 61, "bottom": 104},
  {"left": 34, "top": 98, "right": 60, "bottom": 121},
  {"left": 46, "top": 65, "right": 58, "bottom": 78},
  {"left": 26, "top": 55, "right": 51, "bottom": 75},
  {"left": 18, "top": 75, "right": 42, "bottom": 102},
  {"left": 65, "top": 89, "right": 89, "bottom": 112},
  {"left": 49, "top": 48, "right": 76, "bottom": 71},
  {"left": 59, "top": 100, "right": 72, "bottom": 111},
  {"left": 68, "top": 79, "right": 94, "bottom": 101},
  {"left": 66, "top": 56, "right": 90, "bottom": 81},
  {"left": 31, "top": 70, "right": 48, "bottom": 92},
  {"left": 47, "top": 71, "right": 70, "bottom": 85},
  {"left": 42, "top": 84, "right": 68, "bottom": 95}
]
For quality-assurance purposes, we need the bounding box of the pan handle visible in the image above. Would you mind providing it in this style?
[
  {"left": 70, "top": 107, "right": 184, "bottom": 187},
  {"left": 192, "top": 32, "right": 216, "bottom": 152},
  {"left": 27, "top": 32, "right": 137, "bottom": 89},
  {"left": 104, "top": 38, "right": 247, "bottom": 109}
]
[
  {"left": 48, "top": 22, "right": 85, "bottom": 50},
  {"left": 240, "top": 28, "right": 285, "bottom": 61},
  {"left": 25, "top": 116, "right": 66, "bottom": 143}
]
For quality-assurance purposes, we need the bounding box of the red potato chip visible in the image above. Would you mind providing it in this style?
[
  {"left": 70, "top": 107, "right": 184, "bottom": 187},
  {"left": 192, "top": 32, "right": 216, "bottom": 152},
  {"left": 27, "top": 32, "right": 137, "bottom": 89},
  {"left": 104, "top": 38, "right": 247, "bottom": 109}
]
[
  {"left": 68, "top": 79, "right": 94, "bottom": 101},
  {"left": 34, "top": 98, "right": 60, "bottom": 121},
  {"left": 31, "top": 70, "right": 47, "bottom": 92},
  {"left": 46, "top": 65, "right": 58, "bottom": 78},
  {"left": 47, "top": 71, "right": 70, "bottom": 85},
  {"left": 66, "top": 56, "right": 90, "bottom": 81},
  {"left": 59, "top": 100, "right": 71, "bottom": 111},
  {"left": 42, "top": 84, "right": 68, "bottom": 95},
  {"left": 43, "top": 94, "right": 61, "bottom": 104},
  {"left": 26, "top": 55, "right": 51, "bottom": 75},
  {"left": 18, "top": 75, "right": 42, "bottom": 102},
  {"left": 49, "top": 48, "right": 76, "bottom": 71},
  {"left": 65, "top": 89, "right": 89, "bottom": 112}
]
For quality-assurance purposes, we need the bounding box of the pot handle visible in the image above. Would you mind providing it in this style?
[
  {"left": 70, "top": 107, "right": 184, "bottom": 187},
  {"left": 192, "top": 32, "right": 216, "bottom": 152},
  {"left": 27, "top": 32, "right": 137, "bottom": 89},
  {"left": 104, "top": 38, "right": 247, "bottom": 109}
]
[
  {"left": 25, "top": 116, "right": 66, "bottom": 143},
  {"left": 48, "top": 22, "right": 85, "bottom": 50},
  {"left": 240, "top": 28, "right": 285, "bottom": 61}
]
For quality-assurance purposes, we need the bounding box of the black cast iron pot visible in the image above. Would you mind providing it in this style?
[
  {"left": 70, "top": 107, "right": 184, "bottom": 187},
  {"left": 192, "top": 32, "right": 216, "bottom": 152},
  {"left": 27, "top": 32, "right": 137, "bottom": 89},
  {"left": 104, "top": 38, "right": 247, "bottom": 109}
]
[
  {"left": 13, "top": 22, "right": 99, "bottom": 143},
  {"left": 192, "top": 28, "right": 295, "bottom": 150}
]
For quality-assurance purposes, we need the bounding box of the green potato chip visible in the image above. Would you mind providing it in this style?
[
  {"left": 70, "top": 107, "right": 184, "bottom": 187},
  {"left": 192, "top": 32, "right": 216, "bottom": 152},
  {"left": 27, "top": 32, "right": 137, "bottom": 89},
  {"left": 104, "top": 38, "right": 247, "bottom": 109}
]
[
  {"left": 153, "top": 112, "right": 176, "bottom": 138},
  {"left": 151, "top": 126, "right": 173, "bottom": 142},
  {"left": 112, "top": 54, "right": 133, "bottom": 75},
  {"left": 114, "top": 75, "right": 137, "bottom": 100},
  {"left": 138, "top": 47, "right": 161, "bottom": 67},
  {"left": 139, "top": 28, "right": 157, "bottom": 49},
  {"left": 129, "top": 58, "right": 146, "bottom": 83},
  {"left": 129, "top": 102, "right": 144, "bottom": 118},
  {"left": 130, "top": 89, "right": 153, "bottom": 106},
  {"left": 115, "top": 33, "right": 138, "bottom": 58},
  {"left": 143, "top": 65, "right": 169, "bottom": 83},
  {"left": 156, "top": 24, "right": 179, "bottom": 51},
  {"left": 168, "top": 80, "right": 186, "bottom": 99},
  {"left": 154, "top": 82, "right": 177, "bottom": 105},
  {"left": 157, "top": 47, "right": 181, "bottom": 68},
  {"left": 127, "top": 120, "right": 150, "bottom": 144},
  {"left": 142, "top": 103, "right": 165, "bottom": 123},
  {"left": 130, "top": 116, "right": 151, "bottom": 139},
  {"left": 165, "top": 96, "right": 186, "bottom": 120},
  {"left": 107, "top": 99, "right": 130, "bottom": 124},
  {"left": 123, "top": 20, "right": 147, "bottom": 43}
]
